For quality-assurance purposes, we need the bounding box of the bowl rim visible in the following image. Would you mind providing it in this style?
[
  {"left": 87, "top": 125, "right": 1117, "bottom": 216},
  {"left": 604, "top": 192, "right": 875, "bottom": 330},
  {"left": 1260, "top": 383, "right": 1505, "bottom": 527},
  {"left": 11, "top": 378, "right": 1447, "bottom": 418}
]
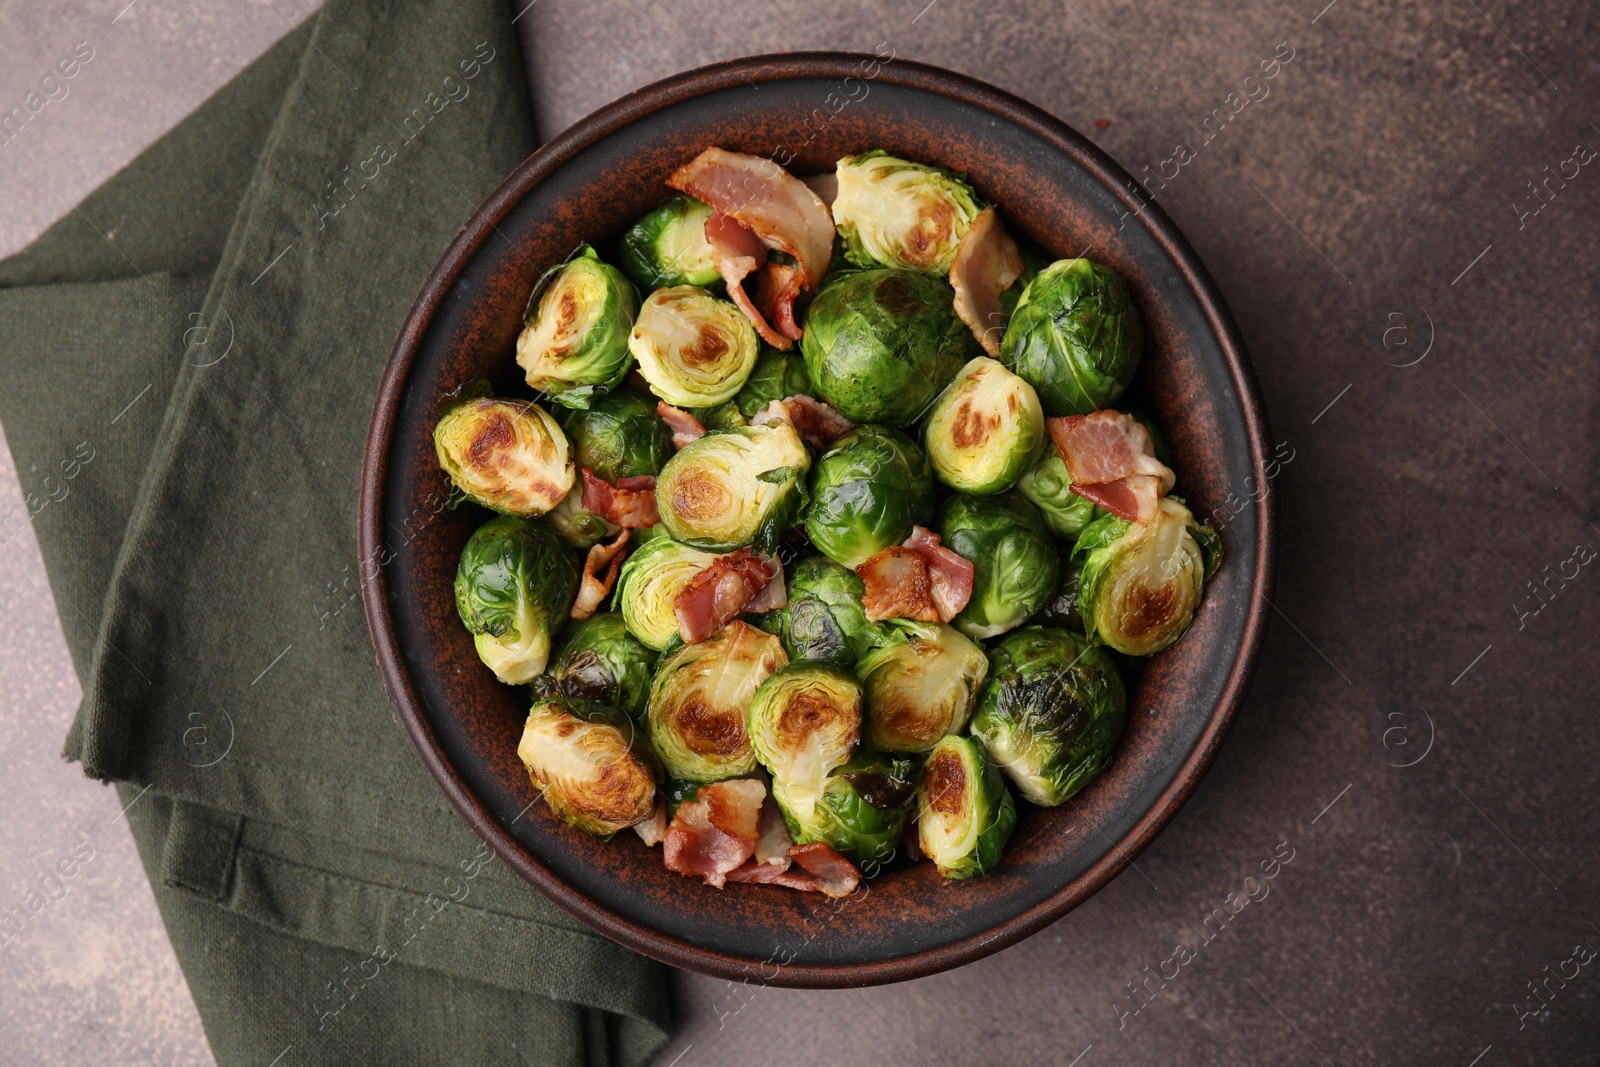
[{"left": 358, "top": 50, "right": 1278, "bottom": 987}]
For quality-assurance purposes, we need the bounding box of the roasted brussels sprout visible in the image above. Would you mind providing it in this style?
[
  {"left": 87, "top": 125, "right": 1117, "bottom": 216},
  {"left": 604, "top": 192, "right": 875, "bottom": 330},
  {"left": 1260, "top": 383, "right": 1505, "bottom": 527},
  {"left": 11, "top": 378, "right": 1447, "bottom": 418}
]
[
  {"left": 619, "top": 194, "right": 723, "bottom": 291},
  {"left": 800, "top": 269, "right": 975, "bottom": 426},
  {"left": 1001, "top": 258, "right": 1144, "bottom": 416},
  {"left": 969, "top": 627, "right": 1126, "bottom": 806},
  {"left": 614, "top": 536, "right": 722, "bottom": 651},
  {"left": 654, "top": 420, "right": 809, "bottom": 551},
  {"left": 832, "top": 151, "right": 983, "bottom": 273},
  {"left": 455, "top": 516, "right": 580, "bottom": 684},
  {"left": 916, "top": 735, "right": 1016, "bottom": 879},
  {"left": 1016, "top": 447, "right": 1106, "bottom": 541},
  {"left": 924, "top": 356, "right": 1046, "bottom": 494},
  {"left": 772, "top": 555, "right": 891, "bottom": 667},
  {"left": 531, "top": 612, "right": 658, "bottom": 720},
  {"left": 1031, "top": 557, "right": 1086, "bottom": 633},
  {"left": 561, "top": 389, "right": 673, "bottom": 483},
  {"left": 629, "top": 286, "right": 759, "bottom": 408},
  {"left": 516, "top": 245, "right": 639, "bottom": 409},
  {"left": 434, "top": 394, "right": 574, "bottom": 518},
  {"left": 517, "top": 697, "right": 657, "bottom": 837},
  {"left": 693, "top": 348, "right": 814, "bottom": 430},
  {"left": 857, "top": 621, "right": 988, "bottom": 753},
  {"left": 748, "top": 661, "right": 862, "bottom": 801},
  {"left": 1074, "top": 496, "right": 1218, "bottom": 656},
  {"left": 544, "top": 484, "right": 619, "bottom": 549},
  {"left": 937, "top": 492, "right": 1060, "bottom": 640},
  {"left": 805, "top": 426, "right": 935, "bottom": 568},
  {"left": 802, "top": 752, "right": 918, "bottom": 865},
  {"left": 646, "top": 620, "right": 786, "bottom": 781}
]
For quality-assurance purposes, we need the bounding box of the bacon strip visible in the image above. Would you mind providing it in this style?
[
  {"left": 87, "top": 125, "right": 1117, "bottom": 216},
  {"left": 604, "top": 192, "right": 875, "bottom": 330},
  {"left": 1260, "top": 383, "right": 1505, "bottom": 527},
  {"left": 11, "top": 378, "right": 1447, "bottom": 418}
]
[
  {"left": 1047, "top": 410, "right": 1176, "bottom": 524},
  {"left": 673, "top": 548, "right": 784, "bottom": 644},
  {"left": 571, "top": 529, "right": 630, "bottom": 621},
  {"left": 579, "top": 469, "right": 660, "bottom": 528},
  {"left": 753, "top": 791, "right": 796, "bottom": 867},
  {"left": 664, "top": 779, "right": 767, "bottom": 888},
  {"left": 1069, "top": 475, "right": 1165, "bottom": 525},
  {"left": 656, "top": 401, "right": 706, "bottom": 450},
  {"left": 750, "top": 395, "right": 855, "bottom": 450},
  {"left": 855, "top": 526, "right": 973, "bottom": 624},
  {"left": 753, "top": 260, "right": 805, "bottom": 344},
  {"left": 787, "top": 842, "right": 861, "bottom": 898},
  {"left": 724, "top": 860, "right": 823, "bottom": 890},
  {"left": 950, "top": 207, "right": 1024, "bottom": 357},
  {"left": 703, "top": 212, "right": 792, "bottom": 350}
]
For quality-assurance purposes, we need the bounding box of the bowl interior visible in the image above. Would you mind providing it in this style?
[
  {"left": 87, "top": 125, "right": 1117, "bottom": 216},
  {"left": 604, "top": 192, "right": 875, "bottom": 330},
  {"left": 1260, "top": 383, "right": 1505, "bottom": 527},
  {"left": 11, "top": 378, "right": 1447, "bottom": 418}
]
[{"left": 367, "top": 56, "right": 1271, "bottom": 986}]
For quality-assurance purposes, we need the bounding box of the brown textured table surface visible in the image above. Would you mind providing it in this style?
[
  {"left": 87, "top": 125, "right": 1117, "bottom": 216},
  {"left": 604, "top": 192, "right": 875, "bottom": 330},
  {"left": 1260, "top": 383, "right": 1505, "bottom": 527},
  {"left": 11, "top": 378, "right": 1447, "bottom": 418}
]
[{"left": 3, "top": 2, "right": 1597, "bottom": 1065}]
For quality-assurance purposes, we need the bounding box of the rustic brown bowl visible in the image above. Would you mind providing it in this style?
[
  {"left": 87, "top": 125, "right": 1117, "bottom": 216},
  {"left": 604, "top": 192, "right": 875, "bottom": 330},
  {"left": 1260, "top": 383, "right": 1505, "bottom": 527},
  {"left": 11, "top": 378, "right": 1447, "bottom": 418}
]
[{"left": 358, "top": 52, "right": 1276, "bottom": 988}]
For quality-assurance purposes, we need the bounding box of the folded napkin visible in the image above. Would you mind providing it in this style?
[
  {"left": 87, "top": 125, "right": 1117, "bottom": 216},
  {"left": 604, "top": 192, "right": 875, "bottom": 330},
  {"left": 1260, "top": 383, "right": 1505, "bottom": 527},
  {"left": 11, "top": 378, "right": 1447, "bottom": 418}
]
[{"left": 0, "top": 2, "right": 669, "bottom": 1063}]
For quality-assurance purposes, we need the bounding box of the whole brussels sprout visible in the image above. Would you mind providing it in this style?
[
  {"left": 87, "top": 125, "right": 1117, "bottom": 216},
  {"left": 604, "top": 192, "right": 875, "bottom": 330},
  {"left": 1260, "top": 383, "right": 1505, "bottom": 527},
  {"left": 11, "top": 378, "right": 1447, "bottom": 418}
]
[
  {"left": 434, "top": 393, "right": 574, "bottom": 518},
  {"left": 748, "top": 661, "right": 862, "bottom": 801},
  {"left": 516, "top": 244, "right": 639, "bottom": 409},
  {"left": 805, "top": 426, "right": 935, "bottom": 568},
  {"left": 561, "top": 389, "right": 673, "bottom": 483},
  {"left": 916, "top": 735, "right": 1016, "bottom": 879},
  {"left": 455, "top": 516, "right": 580, "bottom": 684},
  {"left": 1016, "top": 446, "right": 1106, "bottom": 541},
  {"left": 629, "top": 285, "right": 759, "bottom": 408},
  {"left": 857, "top": 621, "right": 988, "bottom": 753},
  {"left": 531, "top": 612, "right": 658, "bottom": 720},
  {"left": 1031, "top": 557, "right": 1086, "bottom": 633},
  {"left": 646, "top": 620, "right": 787, "bottom": 781},
  {"left": 800, "top": 269, "right": 976, "bottom": 426},
  {"left": 614, "top": 536, "right": 722, "bottom": 651},
  {"left": 1001, "top": 258, "right": 1144, "bottom": 416},
  {"left": 619, "top": 194, "right": 724, "bottom": 291},
  {"left": 1074, "top": 497, "right": 1219, "bottom": 656},
  {"left": 773, "top": 555, "right": 892, "bottom": 667},
  {"left": 693, "top": 348, "right": 814, "bottom": 430},
  {"left": 832, "top": 151, "right": 983, "bottom": 274},
  {"left": 544, "top": 484, "right": 620, "bottom": 549},
  {"left": 801, "top": 752, "right": 918, "bottom": 866},
  {"left": 969, "top": 627, "right": 1126, "bottom": 806},
  {"left": 516, "top": 697, "right": 657, "bottom": 837},
  {"left": 654, "top": 420, "right": 809, "bottom": 552},
  {"left": 924, "top": 356, "right": 1046, "bottom": 495},
  {"left": 937, "top": 492, "right": 1060, "bottom": 640}
]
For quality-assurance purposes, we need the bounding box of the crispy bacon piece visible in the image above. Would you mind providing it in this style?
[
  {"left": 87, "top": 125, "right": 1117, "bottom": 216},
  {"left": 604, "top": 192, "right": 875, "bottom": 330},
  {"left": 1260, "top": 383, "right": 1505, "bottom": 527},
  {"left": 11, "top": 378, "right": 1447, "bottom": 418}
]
[
  {"left": 724, "top": 860, "right": 823, "bottom": 890},
  {"left": 673, "top": 548, "right": 784, "bottom": 644},
  {"left": 656, "top": 401, "right": 706, "bottom": 450},
  {"left": 855, "top": 526, "right": 974, "bottom": 624},
  {"left": 579, "top": 469, "right": 660, "bottom": 528},
  {"left": 787, "top": 842, "right": 861, "bottom": 898},
  {"left": 753, "top": 791, "right": 796, "bottom": 867},
  {"left": 950, "top": 207, "right": 1024, "bottom": 357},
  {"left": 669, "top": 148, "right": 835, "bottom": 290},
  {"left": 1069, "top": 475, "right": 1164, "bottom": 525},
  {"left": 631, "top": 796, "right": 668, "bottom": 847},
  {"left": 663, "top": 778, "right": 767, "bottom": 888},
  {"left": 750, "top": 395, "right": 855, "bottom": 451},
  {"left": 1047, "top": 410, "right": 1176, "bottom": 524},
  {"left": 703, "top": 212, "right": 792, "bottom": 350},
  {"left": 753, "top": 260, "right": 806, "bottom": 344},
  {"left": 571, "top": 529, "right": 630, "bottom": 622}
]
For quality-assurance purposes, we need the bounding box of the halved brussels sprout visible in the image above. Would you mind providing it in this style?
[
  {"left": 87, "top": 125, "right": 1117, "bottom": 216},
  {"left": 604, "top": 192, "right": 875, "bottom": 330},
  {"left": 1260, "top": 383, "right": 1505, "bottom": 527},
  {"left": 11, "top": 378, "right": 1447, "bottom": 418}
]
[
  {"left": 455, "top": 516, "right": 580, "bottom": 684},
  {"left": 646, "top": 620, "right": 787, "bottom": 781},
  {"left": 857, "top": 621, "right": 988, "bottom": 753},
  {"left": 916, "top": 735, "right": 1016, "bottom": 879},
  {"left": 937, "top": 492, "right": 1060, "bottom": 640},
  {"left": 1016, "top": 446, "right": 1106, "bottom": 541},
  {"left": 434, "top": 394, "right": 574, "bottom": 517},
  {"left": 832, "top": 151, "right": 983, "bottom": 273},
  {"left": 924, "top": 356, "right": 1045, "bottom": 494},
  {"left": 800, "top": 269, "right": 976, "bottom": 426},
  {"left": 629, "top": 286, "right": 759, "bottom": 408},
  {"left": 1074, "top": 496, "right": 1218, "bottom": 656},
  {"left": 693, "top": 348, "right": 813, "bottom": 430},
  {"left": 561, "top": 388, "right": 673, "bottom": 484},
  {"left": 619, "top": 194, "right": 724, "bottom": 291},
  {"left": 799, "top": 752, "right": 918, "bottom": 866},
  {"left": 517, "top": 697, "right": 657, "bottom": 837},
  {"left": 545, "top": 484, "right": 620, "bottom": 549},
  {"left": 531, "top": 612, "right": 658, "bottom": 720},
  {"left": 805, "top": 426, "right": 935, "bottom": 568},
  {"left": 969, "top": 627, "right": 1126, "bottom": 806},
  {"left": 773, "top": 554, "right": 892, "bottom": 667},
  {"left": 614, "top": 536, "right": 722, "bottom": 651},
  {"left": 1000, "top": 258, "right": 1144, "bottom": 416},
  {"left": 516, "top": 245, "right": 639, "bottom": 409},
  {"left": 654, "top": 420, "right": 809, "bottom": 552},
  {"left": 748, "top": 661, "right": 862, "bottom": 804}
]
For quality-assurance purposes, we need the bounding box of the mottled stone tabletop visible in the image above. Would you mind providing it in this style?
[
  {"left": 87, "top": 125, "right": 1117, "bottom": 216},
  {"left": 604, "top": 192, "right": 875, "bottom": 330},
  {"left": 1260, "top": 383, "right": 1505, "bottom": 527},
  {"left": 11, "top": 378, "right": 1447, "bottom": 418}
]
[{"left": 2, "top": 1, "right": 1597, "bottom": 1065}]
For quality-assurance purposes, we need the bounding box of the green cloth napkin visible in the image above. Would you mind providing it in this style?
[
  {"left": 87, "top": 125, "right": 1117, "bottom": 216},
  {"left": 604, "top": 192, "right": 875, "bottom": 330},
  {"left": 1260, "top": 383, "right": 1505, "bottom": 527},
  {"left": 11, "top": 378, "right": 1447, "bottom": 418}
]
[{"left": 0, "top": 2, "right": 670, "bottom": 1063}]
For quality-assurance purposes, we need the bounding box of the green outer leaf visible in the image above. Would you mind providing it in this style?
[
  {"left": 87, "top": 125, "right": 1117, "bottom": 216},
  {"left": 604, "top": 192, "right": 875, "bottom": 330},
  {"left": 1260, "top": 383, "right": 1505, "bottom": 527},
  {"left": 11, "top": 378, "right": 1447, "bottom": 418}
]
[
  {"left": 559, "top": 388, "right": 673, "bottom": 483},
  {"left": 1016, "top": 447, "right": 1106, "bottom": 541},
  {"left": 936, "top": 491, "right": 1060, "bottom": 640},
  {"left": 1000, "top": 258, "right": 1143, "bottom": 416},
  {"left": 804, "top": 425, "right": 935, "bottom": 568},
  {"left": 774, "top": 554, "right": 893, "bottom": 668},
  {"left": 618, "top": 194, "right": 724, "bottom": 291},
  {"left": 454, "top": 515, "right": 579, "bottom": 683},
  {"left": 529, "top": 612, "right": 658, "bottom": 721}
]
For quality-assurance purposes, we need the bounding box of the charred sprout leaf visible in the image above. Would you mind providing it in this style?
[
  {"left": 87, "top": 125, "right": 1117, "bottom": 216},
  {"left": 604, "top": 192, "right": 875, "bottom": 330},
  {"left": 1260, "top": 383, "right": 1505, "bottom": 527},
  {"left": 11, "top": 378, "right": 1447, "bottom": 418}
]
[
  {"left": 832, "top": 151, "right": 983, "bottom": 273},
  {"left": 629, "top": 285, "right": 759, "bottom": 407},
  {"left": 1073, "top": 496, "right": 1212, "bottom": 656},
  {"left": 796, "top": 752, "right": 918, "bottom": 865},
  {"left": 916, "top": 735, "right": 1015, "bottom": 879},
  {"left": 516, "top": 244, "right": 639, "bottom": 409},
  {"left": 1031, "top": 557, "right": 1086, "bottom": 633},
  {"left": 560, "top": 389, "right": 673, "bottom": 483},
  {"left": 454, "top": 515, "right": 580, "bottom": 684},
  {"left": 1001, "top": 258, "right": 1143, "bottom": 416},
  {"left": 645, "top": 621, "right": 786, "bottom": 782},
  {"left": 970, "top": 626, "right": 1126, "bottom": 806},
  {"left": 937, "top": 491, "right": 1060, "bottom": 640},
  {"left": 1016, "top": 447, "right": 1107, "bottom": 541},
  {"left": 613, "top": 536, "right": 721, "bottom": 651},
  {"left": 924, "top": 355, "right": 1046, "bottom": 495},
  {"left": 654, "top": 420, "right": 809, "bottom": 552},
  {"left": 773, "top": 554, "right": 893, "bottom": 667},
  {"left": 517, "top": 697, "right": 658, "bottom": 837},
  {"left": 433, "top": 396, "right": 574, "bottom": 518},
  {"left": 805, "top": 425, "right": 936, "bottom": 568},
  {"left": 857, "top": 620, "right": 988, "bottom": 753},
  {"left": 619, "top": 194, "right": 724, "bottom": 291},
  {"left": 530, "top": 612, "right": 658, "bottom": 720}
]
